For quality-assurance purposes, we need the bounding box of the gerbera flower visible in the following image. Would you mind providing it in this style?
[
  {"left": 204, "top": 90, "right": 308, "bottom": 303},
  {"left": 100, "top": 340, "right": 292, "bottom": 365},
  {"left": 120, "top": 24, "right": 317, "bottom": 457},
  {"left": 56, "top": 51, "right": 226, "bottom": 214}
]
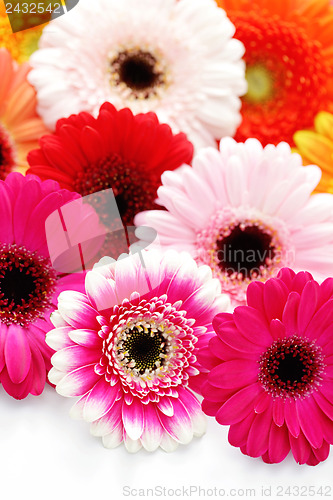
[
  {"left": 135, "top": 138, "right": 333, "bottom": 305},
  {"left": 294, "top": 112, "right": 333, "bottom": 195},
  {"left": 200, "top": 268, "right": 333, "bottom": 465},
  {"left": 45, "top": 250, "right": 229, "bottom": 452},
  {"left": 27, "top": 102, "right": 194, "bottom": 228},
  {"left": 0, "top": 49, "right": 48, "bottom": 178},
  {"left": 0, "top": 2, "right": 43, "bottom": 63},
  {"left": 28, "top": 0, "right": 246, "bottom": 150},
  {"left": 0, "top": 172, "right": 86, "bottom": 399},
  {"left": 216, "top": 0, "right": 333, "bottom": 146}
]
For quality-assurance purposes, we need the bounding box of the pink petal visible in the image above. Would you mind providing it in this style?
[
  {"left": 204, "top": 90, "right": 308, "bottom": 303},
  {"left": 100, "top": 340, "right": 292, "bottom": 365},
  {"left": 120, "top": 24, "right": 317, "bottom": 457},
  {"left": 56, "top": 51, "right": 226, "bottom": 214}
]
[
  {"left": 254, "top": 391, "right": 271, "bottom": 414},
  {"left": 282, "top": 292, "right": 300, "bottom": 335},
  {"left": 157, "top": 396, "right": 174, "bottom": 417},
  {"left": 158, "top": 398, "right": 193, "bottom": 444},
  {"left": 202, "top": 399, "right": 222, "bottom": 417},
  {"left": 68, "top": 328, "right": 102, "bottom": 349},
  {"left": 51, "top": 345, "right": 100, "bottom": 372},
  {"left": 272, "top": 398, "right": 285, "bottom": 427},
  {"left": 246, "top": 281, "right": 265, "bottom": 315},
  {"left": 233, "top": 307, "right": 272, "bottom": 346},
  {"left": 5, "top": 325, "right": 32, "bottom": 384},
  {"left": 216, "top": 383, "right": 260, "bottom": 425},
  {"left": 289, "top": 431, "right": 311, "bottom": 465},
  {"left": 90, "top": 399, "right": 123, "bottom": 436},
  {"left": 284, "top": 399, "right": 300, "bottom": 438},
  {"left": 246, "top": 407, "right": 272, "bottom": 457},
  {"left": 178, "top": 387, "right": 206, "bottom": 437},
  {"left": 313, "top": 392, "right": 333, "bottom": 421},
  {"left": 297, "top": 280, "right": 319, "bottom": 333},
  {"left": 84, "top": 378, "right": 119, "bottom": 422},
  {"left": 141, "top": 404, "right": 163, "bottom": 452},
  {"left": 296, "top": 398, "right": 323, "bottom": 449},
  {"left": 122, "top": 397, "right": 144, "bottom": 441},
  {"left": 228, "top": 412, "right": 255, "bottom": 448},
  {"left": 208, "top": 359, "right": 258, "bottom": 389},
  {"left": 305, "top": 299, "right": 333, "bottom": 340},
  {"left": 0, "top": 323, "right": 7, "bottom": 372},
  {"left": 45, "top": 327, "right": 75, "bottom": 350},
  {"left": 56, "top": 364, "right": 100, "bottom": 397},
  {"left": 268, "top": 424, "right": 290, "bottom": 463},
  {"left": 85, "top": 271, "right": 119, "bottom": 312},
  {"left": 263, "top": 278, "right": 288, "bottom": 321},
  {"left": 58, "top": 299, "right": 99, "bottom": 330},
  {"left": 13, "top": 178, "right": 41, "bottom": 244},
  {"left": 269, "top": 319, "right": 286, "bottom": 341},
  {"left": 215, "top": 320, "right": 262, "bottom": 354},
  {"left": 0, "top": 183, "right": 13, "bottom": 243},
  {"left": 102, "top": 423, "right": 124, "bottom": 449}
]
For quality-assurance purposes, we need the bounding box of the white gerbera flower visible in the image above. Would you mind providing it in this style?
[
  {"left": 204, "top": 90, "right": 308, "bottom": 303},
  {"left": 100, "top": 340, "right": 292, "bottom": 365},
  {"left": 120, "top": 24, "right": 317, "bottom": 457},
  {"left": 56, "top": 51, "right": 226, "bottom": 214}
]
[{"left": 28, "top": 0, "right": 246, "bottom": 150}]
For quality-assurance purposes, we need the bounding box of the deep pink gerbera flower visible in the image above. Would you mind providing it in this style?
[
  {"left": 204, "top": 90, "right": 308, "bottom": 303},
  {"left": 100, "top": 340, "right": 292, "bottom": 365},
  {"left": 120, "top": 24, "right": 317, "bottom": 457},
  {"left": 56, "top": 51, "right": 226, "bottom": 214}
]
[
  {"left": 0, "top": 173, "right": 85, "bottom": 399},
  {"left": 46, "top": 250, "right": 229, "bottom": 452},
  {"left": 200, "top": 268, "right": 333, "bottom": 465}
]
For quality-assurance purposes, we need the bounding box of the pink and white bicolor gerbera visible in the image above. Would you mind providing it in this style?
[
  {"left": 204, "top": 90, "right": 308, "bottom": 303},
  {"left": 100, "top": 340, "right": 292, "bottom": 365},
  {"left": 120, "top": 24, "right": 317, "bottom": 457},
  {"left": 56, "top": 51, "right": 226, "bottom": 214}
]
[
  {"left": 135, "top": 137, "right": 333, "bottom": 304},
  {"left": 46, "top": 250, "right": 229, "bottom": 452}
]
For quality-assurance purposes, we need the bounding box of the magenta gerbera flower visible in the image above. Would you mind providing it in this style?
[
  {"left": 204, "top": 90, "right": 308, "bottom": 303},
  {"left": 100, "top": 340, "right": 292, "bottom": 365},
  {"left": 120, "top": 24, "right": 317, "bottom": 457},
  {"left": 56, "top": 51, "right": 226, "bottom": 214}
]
[
  {"left": 46, "top": 250, "right": 229, "bottom": 452},
  {"left": 200, "top": 268, "right": 333, "bottom": 465},
  {"left": 0, "top": 173, "right": 85, "bottom": 399},
  {"left": 135, "top": 138, "right": 333, "bottom": 305}
]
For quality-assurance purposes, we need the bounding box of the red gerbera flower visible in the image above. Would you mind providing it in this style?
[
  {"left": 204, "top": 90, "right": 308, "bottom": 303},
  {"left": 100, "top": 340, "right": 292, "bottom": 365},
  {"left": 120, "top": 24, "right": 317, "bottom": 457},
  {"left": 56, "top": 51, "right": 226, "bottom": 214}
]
[
  {"left": 27, "top": 103, "right": 194, "bottom": 227},
  {"left": 217, "top": 0, "right": 333, "bottom": 146}
]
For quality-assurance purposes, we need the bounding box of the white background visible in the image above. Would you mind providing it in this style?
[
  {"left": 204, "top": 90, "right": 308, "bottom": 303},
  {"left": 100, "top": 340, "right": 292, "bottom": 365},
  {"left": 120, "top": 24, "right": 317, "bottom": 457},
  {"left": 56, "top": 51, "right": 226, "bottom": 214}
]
[{"left": 1, "top": 385, "right": 332, "bottom": 500}]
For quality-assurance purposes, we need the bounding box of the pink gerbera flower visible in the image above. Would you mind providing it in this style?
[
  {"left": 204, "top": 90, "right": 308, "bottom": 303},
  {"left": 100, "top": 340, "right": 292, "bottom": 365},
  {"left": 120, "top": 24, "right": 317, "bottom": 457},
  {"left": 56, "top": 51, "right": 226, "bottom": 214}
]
[
  {"left": 0, "top": 173, "right": 85, "bottom": 399},
  {"left": 135, "top": 138, "right": 333, "bottom": 304},
  {"left": 200, "top": 268, "right": 333, "bottom": 465},
  {"left": 46, "top": 250, "right": 229, "bottom": 452}
]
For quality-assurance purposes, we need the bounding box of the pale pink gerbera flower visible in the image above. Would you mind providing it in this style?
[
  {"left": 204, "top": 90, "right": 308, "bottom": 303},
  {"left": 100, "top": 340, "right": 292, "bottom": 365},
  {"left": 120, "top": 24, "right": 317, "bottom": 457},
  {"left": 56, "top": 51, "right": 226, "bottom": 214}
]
[
  {"left": 28, "top": 0, "right": 246, "bottom": 150},
  {"left": 46, "top": 250, "right": 229, "bottom": 452},
  {"left": 135, "top": 138, "right": 333, "bottom": 304},
  {"left": 201, "top": 269, "right": 333, "bottom": 465},
  {"left": 0, "top": 173, "right": 85, "bottom": 399}
]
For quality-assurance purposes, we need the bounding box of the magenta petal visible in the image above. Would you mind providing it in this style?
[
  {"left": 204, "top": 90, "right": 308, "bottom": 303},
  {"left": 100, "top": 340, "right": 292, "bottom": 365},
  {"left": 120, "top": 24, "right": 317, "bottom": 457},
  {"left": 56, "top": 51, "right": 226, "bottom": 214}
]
[
  {"left": 202, "top": 382, "right": 233, "bottom": 403},
  {"left": 228, "top": 412, "right": 255, "bottom": 447},
  {"left": 246, "top": 281, "right": 265, "bottom": 315},
  {"left": 0, "top": 323, "right": 7, "bottom": 372},
  {"left": 141, "top": 404, "right": 163, "bottom": 452},
  {"left": 83, "top": 378, "right": 119, "bottom": 422},
  {"left": 216, "top": 383, "right": 260, "bottom": 425},
  {"left": 263, "top": 278, "right": 288, "bottom": 321},
  {"left": 233, "top": 307, "right": 272, "bottom": 346},
  {"left": 0, "top": 183, "right": 13, "bottom": 242},
  {"left": 313, "top": 392, "right": 333, "bottom": 421},
  {"left": 282, "top": 292, "right": 300, "bottom": 335},
  {"left": 312, "top": 440, "right": 330, "bottom": 464},
  {"left": 208, "top": 360, "right": 258, "bottom": 389},
  {"left": 202, "top": 399, "right": 222, "bottom": 417},
  {"left": 289, "top": 431, "right": 311, "bottom": 465},
  {"left": 246, "top": 407, "right": 272, "bottom": 457},
  {"left": 217, "top": 320, "right": 262, "bottom": 354},
  {"left": 56, "top": 364, "right": 100, "bottom": 397},
  {"left": 296, "top": 398, "right": 323, "bottom": 449},
  {"left": 272, "top": 398, "right": 285, "bottom": 427},
  {"left": 297, "top": 280, "right": 319, "bottom": 334},
  {"left": 269, "top": 319, "right": 286, "bottom": 341},
  {"left": 122, "top": 397, "right": 144, "bottom": 441},
  {"left": 291, "top": 271, "right": 314, "bottom": 294},
  {"left": 13, "top": 178, "right": 42, "bottom": 244},
  {"left": 284, "top": 400, "right": 300, "bottom": 438},
  {"left": 158, "top": 397, "right": 193, "bottom": 444},
  {"left": 268, "top": 424, "right": 290, "bottom": 463},
  {"left": 254, "top": 391, "right": 271, "bottom": 414},
  {"left": 5, "top": 325, "right": 32, "bottom": 384},
  {"left": 277, "top": 268, "right": 296, "bottom": 288},
  {"left": 29, "top": 341, "right": 47, "bottom": 396},
  {"left": 305, "top": 299, "right": 333, "bottom": 340}
]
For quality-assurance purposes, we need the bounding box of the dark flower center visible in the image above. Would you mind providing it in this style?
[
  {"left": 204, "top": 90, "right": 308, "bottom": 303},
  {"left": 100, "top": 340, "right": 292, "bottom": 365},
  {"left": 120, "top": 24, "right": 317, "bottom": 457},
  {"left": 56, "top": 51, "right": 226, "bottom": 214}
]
[
  {"left": 73, "top": 152, "right": 160, "bottom": 227},
  {"left": 0, "top": 124, "right": 16, "bottom": 180},
  {"left": 110, "top": 49, "right": 166, "bottom": 98},
  {"left": 0, "top": 244, "right": 57, "bottom": 326},
  {"left": 121, "top": 326, "right": 167, "bottom": 374},
  {"left": 259, "top": 335, "right": 324, "bottom": 399},
  {"left": 217, "top": 223, "right": 275, "bottom": 280}
]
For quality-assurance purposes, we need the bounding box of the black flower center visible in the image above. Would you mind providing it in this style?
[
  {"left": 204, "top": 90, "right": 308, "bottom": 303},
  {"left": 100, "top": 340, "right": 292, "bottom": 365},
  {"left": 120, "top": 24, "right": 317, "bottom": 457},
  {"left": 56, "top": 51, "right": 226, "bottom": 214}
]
[
  {"left": 110, "top": 49, "right": 166, "bottom": 98},
  {"left": 0, "top": 244, "right": 57, "bottom": 326},
  {"left": 259, "top": 335, "right": 324, "bottom": 399},
  {"left": 217, "top": 223, "right": 275, "bottom": 280},
  {"left": 121, "top": 326, "right": 167, "bottom": 374}
]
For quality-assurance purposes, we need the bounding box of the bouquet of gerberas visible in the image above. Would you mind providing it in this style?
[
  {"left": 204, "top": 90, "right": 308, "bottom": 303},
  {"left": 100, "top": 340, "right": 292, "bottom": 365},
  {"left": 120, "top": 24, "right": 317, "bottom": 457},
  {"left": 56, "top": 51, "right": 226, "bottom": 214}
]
[{"left": 1, "top": 0, "right": 333, "bottom": 467}]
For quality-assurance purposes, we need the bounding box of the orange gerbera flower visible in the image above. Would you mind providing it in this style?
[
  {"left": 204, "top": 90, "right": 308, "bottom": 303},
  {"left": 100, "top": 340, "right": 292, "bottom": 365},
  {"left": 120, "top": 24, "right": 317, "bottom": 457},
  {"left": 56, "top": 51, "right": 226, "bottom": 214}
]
[
  {"left": 0, "top": 48, "right": 48, "bottom": 177},
  {"left": 294, "top": 111, "right": 333, "bottom": 194},
  {"left": 0, "top": 0, "right": 43, "bottom": 63},
  {"left": 216, "top": 0, "right": 333, "bottom": 146}
]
